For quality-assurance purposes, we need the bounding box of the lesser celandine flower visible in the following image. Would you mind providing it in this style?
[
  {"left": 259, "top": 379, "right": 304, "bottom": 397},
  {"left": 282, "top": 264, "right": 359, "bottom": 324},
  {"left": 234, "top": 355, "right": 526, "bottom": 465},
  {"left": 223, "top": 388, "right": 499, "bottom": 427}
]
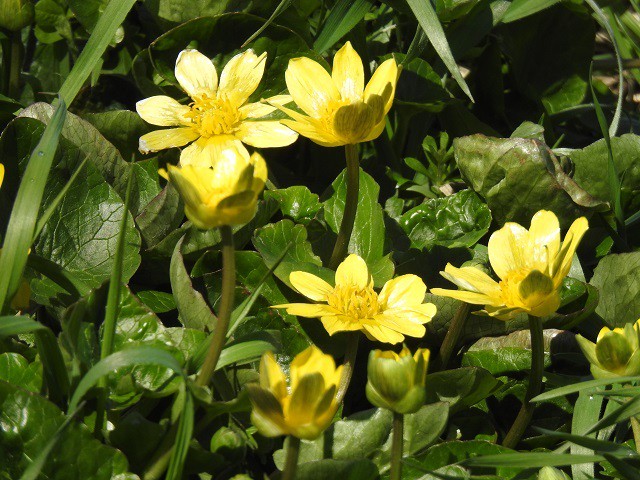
[
  {"left": 137, "top": 48, "right": 297, "bottom": 167},
  {"left": 431, "top": 210, "right": 588, "bottom": 320},
  {"left": 160, "top": 145, "right": 266, "bottom": 229},
  {"left": 576, "top": 320, "right": 640, "bottom": 379},
  {"left": 273, "top": 254, "right": 436, "bottom": 344},
  {"left": 366, "top": 346, "right": 430, "bottom": 414},
  {"left": 0, "top": 163, "right": 4, "bottom": 187},
  {"left": 247, "top": 346, "right": 342, "bottom": 440},
  {"left": 274, "top": 41, "right": 399, "bottom": 146}
]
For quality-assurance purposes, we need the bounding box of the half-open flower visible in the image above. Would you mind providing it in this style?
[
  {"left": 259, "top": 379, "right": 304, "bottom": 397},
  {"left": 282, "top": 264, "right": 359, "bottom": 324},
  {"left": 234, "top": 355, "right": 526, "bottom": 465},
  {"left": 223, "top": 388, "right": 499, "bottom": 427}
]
[
  {"left": 576, "top": 320, "right": 640, "bottom": 379},
  {"left": 366, "top": 346, "right": 430, "bottom": 414},
  {"left": 247, "top": 346, "right": 342, "bottom": 440},
  {"left": 161, "top": 145, "right": 267, "bottom": 229},
  {"left": 137, "top": 49, "right": 297, "bottom": 167},
  {"left": 274, "top": 41, "right": 399, "bottom": 146},
  {"left": 431, "top": 210, "right": 588, "bottom": 321},
  {"left": 272, "top": 254, "right": 436, "bottom": 344}
]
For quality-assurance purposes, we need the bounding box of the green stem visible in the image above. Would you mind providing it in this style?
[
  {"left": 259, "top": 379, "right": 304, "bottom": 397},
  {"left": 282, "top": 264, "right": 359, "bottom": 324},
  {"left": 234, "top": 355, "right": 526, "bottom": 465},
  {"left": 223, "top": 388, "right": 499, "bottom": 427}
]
[
  {"left": 631, "top": 416, "right": 640, "bottom": 454},
  {"left": 328, "top": 144, "right": 359, "bottom": 270},
  {"left": 436, "top": 302, "right": 470, "bottom": 370},
  {"left": 390, "top": 412, "right": 404, "bottom": 480},
  {"left": 282, "top": 436, "right": 301, "bottom": 480},
  {"left": 8, "top": 30, "right": 22, "bottom": 99},
  {"left": 502, "top": 315, "right": 544, "bottom": 449},
  {"left": 335, "top": 333, "right": 359, "bottom": 404},
  {"left": 142, "top": 422, "right": 179, "bottom": 480},
  {"left": 196, "top": 225, "right": 235, "bottom": 387}
]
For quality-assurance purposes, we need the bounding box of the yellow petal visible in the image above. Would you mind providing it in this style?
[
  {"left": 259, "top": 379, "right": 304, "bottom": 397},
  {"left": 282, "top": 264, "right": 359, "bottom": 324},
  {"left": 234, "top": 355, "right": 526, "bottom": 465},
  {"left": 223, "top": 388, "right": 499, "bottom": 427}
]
[
  {"left": 363, "top": 323, "right": 405, "bottom": 344},
  {"left": 364, "top": 58, "right": 398, "bottom": 114},
  {"left": 441, "top": 264, "right": 501, "bottom": 296},
  {"left": 487, "top": 222, "right": 529, "bottom": 279},
  {"left": 175, "top": 49, "right": 218, "bottom": 99},
  {"left": 335, "top": 254, "right": 370, "bottom": 289},
  {"left": 165, "top": 164, "right": 208, "bottom": 210},
  {"left": 260, "top": 351, "right": 287, "bottom": 399},
  {"left": 332, "top": 41, "right": 364, "bottom": 102},
  {"left": 430, "top": 288, "right": 502, "bottom": 306},
  {"left": 272, "top": 303, "right": 335, "bottom": 318},
  {"left": 378, "top": 274, "right": 426, "bottom": 309},
  {"left": 239, "top": 95, "right": 294, "bottom": 119},
  {"left": 375, "top": 313, "right": 426, "bottom": 338},
  {"left": 236, "top": 120, "right": 298, "bottom": 148},
  {"left": 529, "top": 210, "right": 561, "bottom": 264},
  {"left": 281, "top": 118, "right": 342, "bottom": 147},
  {"left": 361, "top": 118, "right": 386, "bottom": 143},
  {"left": 249, "top": 152, "right": 268, "bottom": 194},
  {"left": 287, "top": 373, "right": 326, "bottom": 427},
  {"left": 218, "top": 49, "right": 266, "bottom": 107},
  {"left": 0, "top": 163, "right": 4, "bottom": 188},
  {"left": 290, "top": 271, "right": 333, "bottom": 301},
  {"left": 136, "top": 96, "right": 190, "bottom": 127},
  {"left": 320, "top": 314, "right": 362, "bottom": 335},
  {"left": 552, "top": 216, "right": 588, "bottom": 282},
  {"left": 139, "top": 127, "right": 199, "bottom": 154},
  {"left": 290, "top": 346, "right": 337, "bottom": 390},
  {"left": 285, "top": 57, "right": 340, "bottom": 118},
  {"left": 179, "top": 135, "right": 248, "bottom": 168},
  {"left": 333, "top": 101, "right": 377, "bottom": 143}
]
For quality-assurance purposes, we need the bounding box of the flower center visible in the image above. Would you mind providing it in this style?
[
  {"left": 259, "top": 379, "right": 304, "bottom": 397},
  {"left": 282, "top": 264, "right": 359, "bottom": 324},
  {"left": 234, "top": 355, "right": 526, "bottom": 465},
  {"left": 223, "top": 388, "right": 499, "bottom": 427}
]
[
  {"left": 327, "top": 284, "right": 380, "bottom": 320},
  {"left": 186, "top": 94, "right": 241, "bottom": 137}
]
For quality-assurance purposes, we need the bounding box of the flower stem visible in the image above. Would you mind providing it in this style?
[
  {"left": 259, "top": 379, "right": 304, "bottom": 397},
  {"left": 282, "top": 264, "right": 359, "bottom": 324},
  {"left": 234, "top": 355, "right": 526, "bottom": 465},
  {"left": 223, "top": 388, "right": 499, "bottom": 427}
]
[
  {"left": 8, "top": 30, "right": 22, "bottom": 99},
  {"left": 390, "top": 412, "right": 404, "bottom": 480},
  {"left": 436, "top": 302, "right": 471, "bottom": 370},
  {"left": 282, "top": 436, "right": 301, "bottom": 480},
  {"left": 631, "top": 416, "right": 640, "bottom": 454},
  {"left": 335, "top": 333, "right": 359, "bottom": 404},
  {"left": 502, "top": 315, "right": 544, "bottom": 449},
  {"left": 328, "top": 144, "right": 359, "bottom": 270},
  {"left": 196, "top": 225, "right": 235, "bottom": 387}
]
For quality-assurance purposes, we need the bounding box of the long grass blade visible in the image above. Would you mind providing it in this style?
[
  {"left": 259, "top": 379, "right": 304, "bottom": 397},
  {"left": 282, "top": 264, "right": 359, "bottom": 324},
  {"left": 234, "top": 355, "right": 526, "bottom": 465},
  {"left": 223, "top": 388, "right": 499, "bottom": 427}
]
[
  {"left": 532, "top": 376, "right": 640, "bottom": 402},
  {"left": 501, "top": 0, "right": 563, "bottom": 23},
  {"left": 0, "top": 315, "right": 47, "bottom": 337},
  {"left": 57, "top": 0, "right": 137, "bottom": 106},
  {"left": 242, "top": 0, "right": 294, "bottom": 47},
  {"left": 405, "top": 0, "right": 473, "bottom": 101},
  {"left": 166, "top": 388, "right": 194, "bottom": 480},
  {"left": 313, "top": 0, "right": 371, "bottom": 54},
  {"left": 586, "top": 394, "right": 640, "bottom": 434},
  {"left": 0, "top": 101, "right": 66, "bottom": 313}
]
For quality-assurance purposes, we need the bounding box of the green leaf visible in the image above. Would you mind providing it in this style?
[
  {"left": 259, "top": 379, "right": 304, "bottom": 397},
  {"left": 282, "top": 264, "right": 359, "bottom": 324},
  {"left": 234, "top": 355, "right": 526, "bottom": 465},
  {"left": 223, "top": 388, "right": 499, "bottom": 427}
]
[
  {"left": 0, "top": 316, "right": 47, "bottom": 337},
  {"left": 264, "top": 186, "right": 322, "bottom": 225},
  {"left": 324, "top": 168, "right": 394, "bottom": 285},
  {"left": 424, "top": 367, "right": 502, "bottom": 412},
  {"left": 57, "top": 0, "right": 138, "bottom": 105},
  {"left": 589, "top": 252, "right": 640, "bottom": 328},
  {"left": 170, "top": 236, "right": 217, "bottom": 331},
  {"left": 532, "top": 376, "right": 640, "bottom": 402},
  {"left": 399, "top": 190, "right": 491, "bottom": 250},
  {"left": 463, "top": 453, "right": 605, "bottom": 468},
  {"left": 0, "top": 101, "right": 65, "bottom": 312},
  {"left": 0, "top": 380, "right": 129, "bottom": 478},
  {"left": 501, "top": 0, "right": 563, "bottom": 23},
  {"left": 253, "top": 219, "right": 331, "bottom": 289},
  {"left": 136, "top": 290, "right": 177, "bottom": 314},
  {"left": 295, "top": 459, "right": 379, "bottom": 480},
  {"left": 0, "top": 353, "right": 42, "bottom": 392},
  {"left": 405, "top": 0, "right": 473, "bottom": 101},
  {"left": 393, "top": 54, "right": 450, "bottom": 113},
  {"left": 313, "top": 0, "right": 371, "bottom": 53},
  {"left": 570, "top": 390, "right": 604, "bottom": 479},
  {"left": 454, "top": 135, "right": 606, "bottom": 228}
]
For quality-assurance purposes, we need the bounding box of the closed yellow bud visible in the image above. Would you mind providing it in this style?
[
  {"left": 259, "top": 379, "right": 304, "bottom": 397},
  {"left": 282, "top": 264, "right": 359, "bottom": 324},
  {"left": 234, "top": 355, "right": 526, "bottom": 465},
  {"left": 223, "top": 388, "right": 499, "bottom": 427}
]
[
  {"left": 161, "top": 146, "right": 267, "bottom": 229},
  {"left": 247, "top": 346, "right": 343, "bottom": 440},
  {"left": 366, "top": 346, "right": 430, "bottom": 414},
  {"left": 576, "top": 319, "right": 640, "bottom": 379},
  {"left": 0, "top": 0, "right": 33, "bottom": 31}
]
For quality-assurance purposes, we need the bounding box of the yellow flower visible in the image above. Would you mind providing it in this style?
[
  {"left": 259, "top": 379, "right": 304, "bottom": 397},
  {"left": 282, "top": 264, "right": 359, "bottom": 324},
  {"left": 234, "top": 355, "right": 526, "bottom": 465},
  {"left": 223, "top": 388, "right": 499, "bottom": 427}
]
[
  {"left": 136, "top": 49, "right": 298, "bottom": 167},
  {"left": 161, "top": 145, "right": 267, "bottom": 229},
  {"left": 273, "top": 254, "right": 436, "bottom": 344},
  {"left": 366, "top": 346, "right": 430, "bottom": 414},
  {"left": 431, "top": 210, "right": 588, "bottom": 320},
  {"left": 576, "top": 320, "right": 640, "bottom": 379},
  {"left": 274, "top": 41, "right": 399, "bottom": 146},
  {"left": 247, "top": 346, "right": 343, "bottom": 440},
  {"left": 0, "top": 163, "right": 4, "bottom": 188}
]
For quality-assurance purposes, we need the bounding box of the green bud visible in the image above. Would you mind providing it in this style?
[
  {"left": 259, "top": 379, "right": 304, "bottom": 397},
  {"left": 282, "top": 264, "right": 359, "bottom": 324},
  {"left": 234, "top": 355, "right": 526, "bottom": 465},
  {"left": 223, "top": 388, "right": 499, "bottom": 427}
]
[
  {"left": 366, "top": 345, "right": 429, "bottom": 414},
  {"left": 0, "top": 0, "right": 34, "bottom": 31},
  {"left": 538, "top": 466, "right": 571, "bottom": 480},
  {"left": 210, "top": 426, "right": 246, "bottom": 463}
]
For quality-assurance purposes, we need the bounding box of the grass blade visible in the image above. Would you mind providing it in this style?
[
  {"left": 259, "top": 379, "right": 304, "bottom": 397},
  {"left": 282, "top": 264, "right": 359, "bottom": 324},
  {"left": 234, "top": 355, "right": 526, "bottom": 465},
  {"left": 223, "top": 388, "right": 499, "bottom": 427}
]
[
  {"left": 501, "top": 0, "right": 563, "bottom": 23},
  {"left": 242, "top": 0, "right": 294, "bottom": 47},
  {"left": 532, "top": 376, "right": 640, "bottom": 402},
  {"left": 35, "top": 327, "right": 71, "bottom": 406},
  {"left": 402, "top": 26, "right": 430, "bottom": 66},
  {"left": 586, "top": 394, "right": 640, "bottom": 434},
  {"left": 313, "top": 0, "right": 371, "bottom": 54},
  {"left": 166, "top": 388, "right": 194, "bottom": 480},
  {"left": 68, "top": 346, "right": 186, "bottom": 413},
  {"left": 58, "top": 0, "right": 137, "bottom": 106},
  {"left": 405, "top": 0, "right": 473, "bottom": 101},
  {"left": 464, "top": 453, "right": 605, "bottom": 468},
  {"left": 0, "top": 315, "right": 47, "bottom": 337},
  {"left": 603, "top": 454, "right": 640, "bottom": 480},
  {"left": 0, "top": 100, "right": 66, "bottom": 313},
  {"left": 536, "top": 428, "right": 636, "bottom": 456},
  {"left": 570, "top": 390, "right": 603, "bottom": 479}
]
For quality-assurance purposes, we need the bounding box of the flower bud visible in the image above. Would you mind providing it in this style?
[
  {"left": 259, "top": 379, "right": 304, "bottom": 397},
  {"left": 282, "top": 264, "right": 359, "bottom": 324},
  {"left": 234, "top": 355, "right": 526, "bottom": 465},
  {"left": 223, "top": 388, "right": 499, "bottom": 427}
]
[
  {"left": 576, "top": 319, "right": 640, "bottom": 379},
  {"left": 366, "top": 346, "right": 429, "bottom": 414},
  {"left": 0, "top": 0, "right": 34, "bottom": 31},
  {"left": 538, "top": 466, "right": 571, "bottom": 480},
  {"left": 210, "top": 426, "right": 245, "bottom": 463},
  {"left": 247, "top": 346, "right": 343, "bottom": 440}
]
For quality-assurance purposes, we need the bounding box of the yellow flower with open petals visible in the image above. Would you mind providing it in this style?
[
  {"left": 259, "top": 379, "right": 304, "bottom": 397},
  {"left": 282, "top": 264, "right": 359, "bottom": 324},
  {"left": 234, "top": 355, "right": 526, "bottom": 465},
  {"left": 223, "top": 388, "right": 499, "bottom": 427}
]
[
  {"left": 273, "top": 254, "right": 436, "bottom": 344},
  {"left": 274, "top": 41, "right": 399, "bottom": 146},
  {"left": 247, "top": 346, "right": 343, "bottom": 440},
  {"left": 161, "top": 145, "right": 267, "bottom": 229},
  {"left": 137, "top": 49, "right": 298, "bottom": 167},
  {"left": 431, "top": 210, "right": 588, "bottom": 320}
]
